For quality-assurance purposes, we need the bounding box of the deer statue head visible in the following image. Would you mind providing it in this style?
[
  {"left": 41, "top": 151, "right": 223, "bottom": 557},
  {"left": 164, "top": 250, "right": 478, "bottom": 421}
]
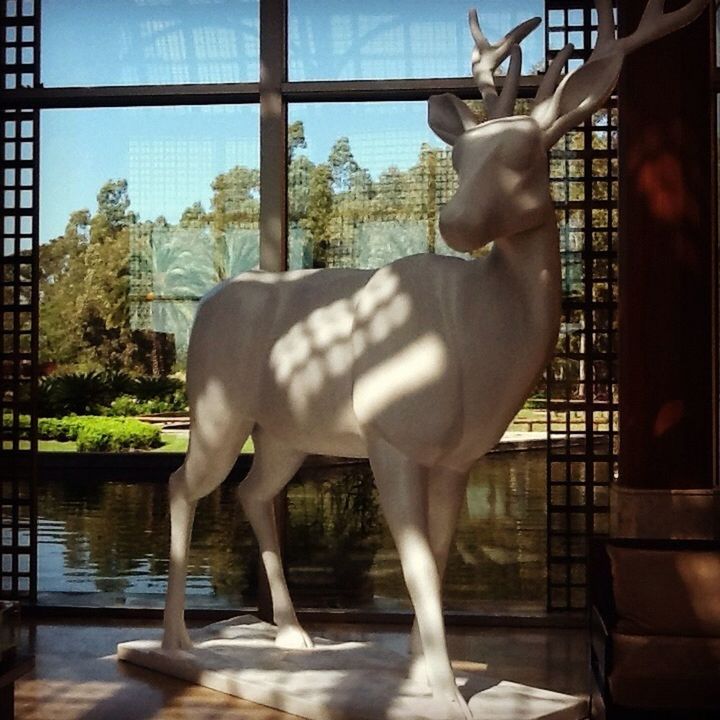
[{"left": 430, "top": 0, "right": 708, "bottom": 253}]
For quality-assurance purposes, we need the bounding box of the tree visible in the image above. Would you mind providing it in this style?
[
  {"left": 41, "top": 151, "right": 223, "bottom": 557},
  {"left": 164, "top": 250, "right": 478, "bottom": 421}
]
[
  {"left": 302, "top": 164, "right": 334, "bottom": 267},
  {"left": 288, "top": 120, "right": 307, "bottom": 160},
  {"left": 180, "top": 201, "right": 208, "bottom": 228},
  {"left": 288, "top": 154, "right": 315, "bottom": 225},
  {"left": 90, "top": 179, "right": 135, "bottom": 240},
  {"left": 39, "top": 209, "right": 94, "bottom": 368},
  {"left": 210, "top": 166, "right": 260, "bottom": 233},
  {"left": 328, "top": 136, "right": 359, "bottom": 194},
  {"left": 372, "top": 166, "right": 407, "bottom": 219},
  {"left": 39, "top": 180, "right": 150, "bottom": 372}
]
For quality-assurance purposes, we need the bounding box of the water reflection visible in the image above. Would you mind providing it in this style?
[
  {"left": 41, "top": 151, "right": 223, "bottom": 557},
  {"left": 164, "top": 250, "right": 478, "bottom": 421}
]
[{"left": 36, "top": 450, "right": 547, "bottom": 611}]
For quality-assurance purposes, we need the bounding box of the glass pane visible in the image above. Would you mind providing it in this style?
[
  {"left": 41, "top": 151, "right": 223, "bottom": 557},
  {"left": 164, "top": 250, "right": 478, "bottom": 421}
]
[
  {"left": 41, "top": 0, "right": 259, "bottom": 87},
  {"left": 286, "top": 452, "right": 545, "bottom": 612},
  {"left": 39, "top": 105, "right": 258, "bottom": 445},
  {"left": 288, "top": 100, "right": 472, "bottom": 270},
  {"left": 36, "top": 451, "right": 545, "bottom": 610},
  {"left": 289, "top": 0, "right": 545, "bottom": 81},
  {"left": 37, "top": 473, "right": 258, "bottom": 607}
]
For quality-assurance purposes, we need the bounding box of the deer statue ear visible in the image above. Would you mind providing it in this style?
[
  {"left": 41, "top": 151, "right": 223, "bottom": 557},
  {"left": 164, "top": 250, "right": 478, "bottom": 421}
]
[
  {"left": 428, "top": 94, "right": 478, "bottom": 146},
  {"left": 534, "top": 53, "right": 624, "bottom": 149}
]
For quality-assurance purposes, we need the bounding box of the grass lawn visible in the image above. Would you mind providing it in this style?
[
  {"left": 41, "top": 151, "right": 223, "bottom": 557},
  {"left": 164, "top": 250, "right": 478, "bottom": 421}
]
[
  {"left": 510, "top": 407, "right": 610, "bottom": 431},
  {"left": 150, "top": 435, "right": 254, "bottom": 454},
  {"left": 38, "top": 439, "right": 80, "bottom": 452},
  {"left": 38, "top": 433, "right": 253, "bottom": 454},
  {"left": 151, "top": 433, "right": 189, "bottom": 453}
]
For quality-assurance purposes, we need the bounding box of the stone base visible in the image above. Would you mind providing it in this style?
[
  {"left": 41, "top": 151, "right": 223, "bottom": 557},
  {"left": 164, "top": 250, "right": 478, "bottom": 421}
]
[{"left": 117, "top": 616, "right": 587, "bottom": 720}]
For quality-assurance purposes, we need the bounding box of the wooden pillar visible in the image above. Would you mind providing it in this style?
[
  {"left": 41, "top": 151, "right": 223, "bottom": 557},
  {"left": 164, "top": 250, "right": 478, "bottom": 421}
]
[
  {"left": 615, "top": 0, "right": 717, "bottom": 537},
  {"left": 259, "top": 0, "right": 288, "bottom": 273},
  {"left": 256, "top": 0, "right": 289, "bottom": 621}
]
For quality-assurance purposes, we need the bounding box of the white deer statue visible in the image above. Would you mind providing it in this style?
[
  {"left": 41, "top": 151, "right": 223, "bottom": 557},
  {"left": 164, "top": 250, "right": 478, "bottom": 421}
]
[{"left": 162, "top": 1, "right": 707, "bottom": 717}]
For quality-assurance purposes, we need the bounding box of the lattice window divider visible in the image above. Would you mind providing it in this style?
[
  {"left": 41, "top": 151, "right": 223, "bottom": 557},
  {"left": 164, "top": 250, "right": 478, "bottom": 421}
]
[
  {"left": 544, "top": 0, "right": 619, "bottom": 612},
  {"left": 1, "top": 0, "right": 40, "bottom": 603}
]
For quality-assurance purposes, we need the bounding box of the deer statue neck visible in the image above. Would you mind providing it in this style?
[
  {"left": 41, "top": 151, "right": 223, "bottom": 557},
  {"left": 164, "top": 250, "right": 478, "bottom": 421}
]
[
  {"left": 485, "top": 201, "right": 562, "bottom": 327},
  {"left": 489, "top": 200, "right": 559, "bottom": 278}
]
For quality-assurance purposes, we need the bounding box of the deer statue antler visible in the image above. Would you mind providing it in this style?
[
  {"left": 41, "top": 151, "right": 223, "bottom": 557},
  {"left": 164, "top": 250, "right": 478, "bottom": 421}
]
[
  {"left": 469, "top": 10, "right": 540, "bottom": 119},
  {"left": 437, "top": 0, "right": 707, "bottom": 147},
  {"left": 534, "top": 42, "right": 575, "bottom": 107},
  {"left": 532, "top": 0, "right": 708, "bottom": 148},
  {"left": 619, "top": 0, "right": 709, "bottom": 53},
  {"left": 427, "top": 12, "right": 541, "bottom": 143}
]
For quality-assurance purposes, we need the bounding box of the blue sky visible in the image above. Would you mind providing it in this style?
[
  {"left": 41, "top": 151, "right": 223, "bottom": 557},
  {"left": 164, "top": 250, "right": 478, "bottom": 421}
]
[{"left": 39, "top": 0, "right": 544, "bottom": 241}]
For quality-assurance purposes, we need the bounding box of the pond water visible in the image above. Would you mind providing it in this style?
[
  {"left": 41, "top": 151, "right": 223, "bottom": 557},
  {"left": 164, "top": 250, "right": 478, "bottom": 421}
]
[{"left": 36, "top": 450, "right": 547, "bottom": 612}]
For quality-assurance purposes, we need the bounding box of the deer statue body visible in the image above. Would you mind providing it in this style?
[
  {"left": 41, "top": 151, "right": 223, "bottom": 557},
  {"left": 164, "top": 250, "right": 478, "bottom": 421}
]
[{"left": 162, "top": 2, "right": 707, "bottom": 717}]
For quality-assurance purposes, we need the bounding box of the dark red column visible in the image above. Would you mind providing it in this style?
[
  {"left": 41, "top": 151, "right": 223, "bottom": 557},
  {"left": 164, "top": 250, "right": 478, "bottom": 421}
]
[{"left": 618, "top": 0, "right": 714, "bottom": 493}]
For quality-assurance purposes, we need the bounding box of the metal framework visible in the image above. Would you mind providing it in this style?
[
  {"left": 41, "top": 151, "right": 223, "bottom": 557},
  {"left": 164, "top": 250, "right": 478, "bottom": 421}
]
[
  {"left": 1, "top": 0, "right": 40, "bottom": 601},
  {"left": 545, "top": 0, "right": 618, "bottom": 611},
  {"left": 0, "top": 0, "right": 620, "bottom": 612}
]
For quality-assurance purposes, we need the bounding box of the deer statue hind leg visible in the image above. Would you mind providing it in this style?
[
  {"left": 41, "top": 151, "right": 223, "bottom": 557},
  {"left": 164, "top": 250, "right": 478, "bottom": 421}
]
[
  {"left": 408, "top": 466, "right": 469, "bottom": 683},
  {"left": 236, "top": 427, "right": 311, "bottom": 649},
  {"left": 368, "top": 435, "right": 473, "bottom": 720},
  {"left": 162, "top": 416, "right": 253, "bottom": 652}
]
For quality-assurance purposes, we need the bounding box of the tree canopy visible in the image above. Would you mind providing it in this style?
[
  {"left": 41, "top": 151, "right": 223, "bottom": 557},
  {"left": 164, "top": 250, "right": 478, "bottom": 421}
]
[{"left": 39, "top": 115, "right": 609, "bottom": 375}]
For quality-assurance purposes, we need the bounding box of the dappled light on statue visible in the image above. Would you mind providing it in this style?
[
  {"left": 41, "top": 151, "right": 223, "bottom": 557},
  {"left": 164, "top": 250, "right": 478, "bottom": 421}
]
[{"left": 354, "top": 332, "right": 448, "bottom": 420}]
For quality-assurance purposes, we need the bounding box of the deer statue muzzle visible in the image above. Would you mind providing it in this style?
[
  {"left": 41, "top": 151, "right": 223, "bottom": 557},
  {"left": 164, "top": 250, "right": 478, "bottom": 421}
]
[{"left": 162, "top": 2, "right": 709, "bottom": 718}]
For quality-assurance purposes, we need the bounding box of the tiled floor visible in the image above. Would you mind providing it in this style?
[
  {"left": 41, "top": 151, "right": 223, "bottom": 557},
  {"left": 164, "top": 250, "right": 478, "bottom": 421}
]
[{"left": 14, "top": 618, "right": 588, "bottom": 719}]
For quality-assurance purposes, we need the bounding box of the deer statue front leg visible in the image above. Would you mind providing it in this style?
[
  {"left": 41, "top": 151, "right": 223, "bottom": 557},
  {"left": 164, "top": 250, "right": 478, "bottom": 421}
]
[{"left": 368, "top": 435, "right": 473, "bottom": 720}]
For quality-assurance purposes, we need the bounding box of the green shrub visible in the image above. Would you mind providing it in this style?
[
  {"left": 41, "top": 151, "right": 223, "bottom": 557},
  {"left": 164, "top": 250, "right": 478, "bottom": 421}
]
[
  {"left": 524, "top": 393, "right": 547, "bottom": 410},
  {"left": 75, "top": 417, "right": 161, "bottom": 452},
  {"left": 40, "top": 372, "right": 187, "bottom": 417},
  {"left": 132, "top": 375, "right": 184, "bottom": 401},
  {"left": 38, "top": 415, "right": 161, "bottom": 451},
  {"left": 38, "top": 416, "right": 87, "bottom": 442},
  {"left": 100, "top": 395, "right": 146, "bottom": 417},
  {"left": 39, "top": 372, "right": 110, "bottom": 417},
  {"left": 100, "top": 370, "right": 135, "bottom": 397},
  {"left": 100, "top": 394, "right": 184, "bottom": 417},
  {"left": 75, "top": 424, "right": 115, "bottom": 452}
]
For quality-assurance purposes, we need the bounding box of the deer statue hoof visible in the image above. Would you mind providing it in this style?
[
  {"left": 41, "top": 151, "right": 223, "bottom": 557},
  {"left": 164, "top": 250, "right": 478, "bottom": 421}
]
[
  {"left": 275, "top": 624, "right": 315, "bottom": 650},
  {"left": 161, "top": 624, "right": 194, "bottom": 653},
  {"left": 441, "top": 687, "right": 474, "bottom": 720},
  {"left": 407, "top": 654, "right": 429, "bottom": 685}
]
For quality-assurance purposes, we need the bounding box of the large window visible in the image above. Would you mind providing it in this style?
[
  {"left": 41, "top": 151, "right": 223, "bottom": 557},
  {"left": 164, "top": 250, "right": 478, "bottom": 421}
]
[
  {"left": 41, "top": 0, "right": 260, "bottom": 86},
  {"left": 40, "top": 105, "right": 259, "bottom": 372},
  {"left": 288, "top": 0, "right": 545, "bottom": 80},
  {"left": 287, "top": 101, "right": 465, "bottom": 270},
  {"left": 2, "top": 0, "right": 617, "bottom": 613}
]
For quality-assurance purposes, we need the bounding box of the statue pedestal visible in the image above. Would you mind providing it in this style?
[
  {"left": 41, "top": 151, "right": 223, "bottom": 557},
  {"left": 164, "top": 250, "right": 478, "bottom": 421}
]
[{"left": 117, "top": 616, "right": 587, "bottom": 720}]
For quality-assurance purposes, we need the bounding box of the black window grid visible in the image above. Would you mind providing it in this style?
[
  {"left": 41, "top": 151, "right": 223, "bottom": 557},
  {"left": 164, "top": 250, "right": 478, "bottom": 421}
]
[
  {"left": 545, "top": 0, "right": 618, "bottom": 612},
  {"left": 1, "top": 0, "right": 39, "bottom": 601}
]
